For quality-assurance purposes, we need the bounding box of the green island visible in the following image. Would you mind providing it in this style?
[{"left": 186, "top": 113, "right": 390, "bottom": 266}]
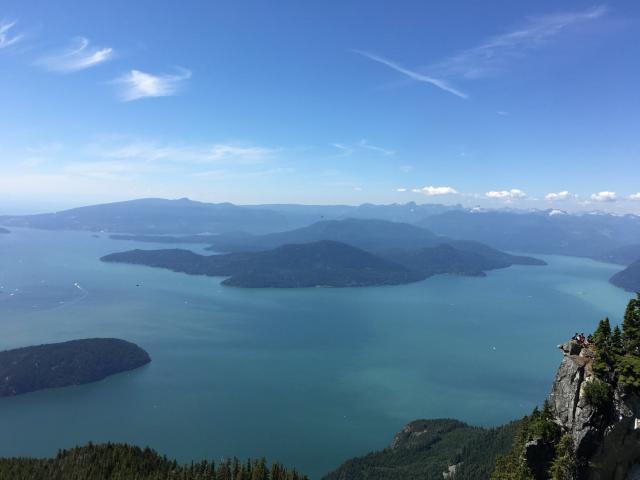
[
  {"left": 101, "top": 235, "right": 544, "bottom": 289},
  {"left": 0, "top": 338, "right": 150, "bottom": 397}
]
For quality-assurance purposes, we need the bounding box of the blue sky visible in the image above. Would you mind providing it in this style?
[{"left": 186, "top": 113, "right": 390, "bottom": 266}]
[{"left": 1, "top": 0, "right": 639, "bottom": 213}]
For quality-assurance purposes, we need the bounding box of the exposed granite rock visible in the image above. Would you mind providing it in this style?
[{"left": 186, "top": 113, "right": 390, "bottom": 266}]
[
  {"left": 390, "top": 419, "right": 433, "bottom": 449},
  {"left": 548, "top": 341, "right": 640, "bottom": 479},
  {"left": 442, "top": 462, "right": 462, "bottom": 479}
]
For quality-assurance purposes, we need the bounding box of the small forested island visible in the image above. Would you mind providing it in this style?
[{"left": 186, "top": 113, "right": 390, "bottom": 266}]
[
  {"left": 0, "top": 338, "right": 150, "bottom": 397},
  {"left": 0, "top": 443, "right": 308, "bottom": 480},
  {"left": 0, "top": 227, "right": 9, "bottom": 234},
  {"left": 102, "top": 241, "right": 424, "bottom": 288},
  {"left": 610, "top": 258, "right": 640, "bottom": 292}
]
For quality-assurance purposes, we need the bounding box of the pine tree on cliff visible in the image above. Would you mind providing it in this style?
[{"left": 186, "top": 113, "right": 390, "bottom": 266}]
[
  {"left": 593, "top": 318, "right": 612, "bottom": 349},
  {"left": 622, "top": 294, "right": 640, "bottom": 355},
  {"left": 612, "top": 325, "right": 624, "bottom": 357},
  {"left": 592, "top": 318, "right": 614, "bottom": 377}
]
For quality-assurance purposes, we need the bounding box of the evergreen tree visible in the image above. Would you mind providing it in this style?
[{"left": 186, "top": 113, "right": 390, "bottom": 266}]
[
  {"left": 623, "top": 294, "right": 640, "bottom": 355},
  {"left": 612, "top": 325, "right": 624, "bottom": 357},
  {"left": 549, "top": 434, "right": 576, "bottom": 480},
  {"left": 593, "top": 318, "right": 614, "bottom": 378},
  {"left": 593, "top": 318, "right": 612, "bottom": 350}
]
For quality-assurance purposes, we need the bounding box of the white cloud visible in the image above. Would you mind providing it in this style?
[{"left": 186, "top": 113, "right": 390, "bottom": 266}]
[
  {"left": 352, "top": 49, "right": 468, "bottom": 99},
  {"left": 590, "top": 191, "right": 617, "bottom": 202},
  {"left": 396, "top": 188, "right": 407, "bottom": 192},
  {"left": 431, "top": 6, "right": 607, "bottom": 79},
  {"left": 114, "top": 68, "right": 192, "bottom": 101},
  {"left": 0, "top": 20, "right": 23, "bottom": 49},
  {"left": 629, "top": 193, "right": 640, "bottom": 201},
  {"left": 545, "top": 190, "right": 571, "bottom": 201},
  {"left": 549, "top": 209, "right": 567, "bottom": 216},
  {"left": 486, "top": 189, "right": 527, "bottom": 199},
  {"left": 37, "top": 37, "right": 113, "bottom": 72},
  {"left": 413, "top": 185, "right": 458, "bottom": 196}
]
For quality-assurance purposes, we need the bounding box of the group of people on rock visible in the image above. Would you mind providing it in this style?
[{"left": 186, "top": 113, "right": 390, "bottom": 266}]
[{"left": 572, "top": 332, "right": 592, "bottom": 346}]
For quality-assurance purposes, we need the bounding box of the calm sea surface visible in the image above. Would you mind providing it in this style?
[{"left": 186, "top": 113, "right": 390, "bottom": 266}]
[{"left": 0, "top": 228, "right": 632, "bottom": 478}]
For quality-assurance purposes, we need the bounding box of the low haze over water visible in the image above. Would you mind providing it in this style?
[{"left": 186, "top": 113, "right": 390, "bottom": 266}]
[{"left": 0, "top": 229, "right": 632, "bottom": 478}]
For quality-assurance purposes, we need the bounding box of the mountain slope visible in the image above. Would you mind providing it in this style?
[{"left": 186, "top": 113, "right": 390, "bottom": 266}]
[
  {"left": 0, "top": 198, "right": 292, "bottom": 234},
  {"left": 382, "top": 243, "right": 544, "bottom": 278},
  {"left": 610, "top": 259, "right": 640, "bottom": 292},
  {"left": 322, "top": 419, "right": 519, "bottom": 480},
  {"left": 421, "top": 210, "right": 640, "bottom": 258},
  {"left": 598, "top": 244, "right": 640, "bottom": 265},
  {"left": 101, "top": 241, "right": 424, "bottom": 288},
  {"left": 205, "top": 218, "right": 441, "bottom": 253}
]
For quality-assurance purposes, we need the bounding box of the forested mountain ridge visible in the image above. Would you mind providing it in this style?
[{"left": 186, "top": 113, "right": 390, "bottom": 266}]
[
  {"left": 101, "top": 241, "right": 424, "bottom": 288},
  {"left": 0, "top": 443, "right": 308, "bottom": 480}
]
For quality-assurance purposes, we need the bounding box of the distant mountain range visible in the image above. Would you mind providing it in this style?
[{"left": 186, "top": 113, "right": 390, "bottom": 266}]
[
  {"left": 0, "top": 198, "right": 293, "bottom": 234},
  {"left": 419, "top": 209, "right": 640, "bottom": 260},
  {"left": 3, "top": 198, "right": 638, "bottom": 260},
  {"left": 3, "top": 198, "right": 639, "bottom": 291}
]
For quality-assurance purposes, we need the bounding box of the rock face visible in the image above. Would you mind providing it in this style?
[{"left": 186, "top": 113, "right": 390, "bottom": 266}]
[
  {"left": 548, "top": 341, "right": 640, "bottom": 479},
  {"left": 389, "top": 419, "right": 436, "bottom": 449}
]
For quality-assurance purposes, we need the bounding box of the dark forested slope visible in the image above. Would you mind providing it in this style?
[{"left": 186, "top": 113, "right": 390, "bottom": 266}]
[
  {"left": 101, "top": 241, "right": 424, "bottom": 288},
  {"left": 0, "top": 443, "right": 307, "bottom": 480},
  {"left": 0, "top": 338, "right": 150, "bottom": 397}
]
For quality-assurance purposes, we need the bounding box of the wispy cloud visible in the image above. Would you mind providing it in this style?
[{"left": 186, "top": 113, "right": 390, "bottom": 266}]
[
  {"left": 545, "top": 190, "right": 572, "bottom": 201},
  {"left": 331, "top": 139, "right": 395, "bottom": 157},
  {"left": 396, "top": 188, "right": 407, "bottom": 192},
  {"left": 114, "top": 68, "right": 192, "bottom": 101},
  {"left": 358, "top": 139, "right": 395, "bottom": 155},
  {"left": 413, "top": 185, "right": 458, "bottom": 196},
  {"left": 0, "top": 20, "right": 24, "bottom": 49},
  {"left": 97, "top": 141, "right": 276, "bottom": 164},
  {"left": 352, "top": 49, "right": 468, "bottom": 99},
  {"left": 591, "top": 191, "right": 617, "bottom": 202},
  {"left": 630, "top": 193, "right": 640, "bottom": 201},
  {"left": 37, "top": 37, "right": 113, "bottom": 72},
  {"left": 431, "top": 6, "right": 607, "bottom": 79},
  {"left": 486, "top": 189, "right": 527, "bottom": 199}
]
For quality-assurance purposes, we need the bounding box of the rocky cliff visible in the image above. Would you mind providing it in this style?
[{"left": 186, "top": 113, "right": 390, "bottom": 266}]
[{"left": 545, "top": 341, "right": 640, "bottom": 479}]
